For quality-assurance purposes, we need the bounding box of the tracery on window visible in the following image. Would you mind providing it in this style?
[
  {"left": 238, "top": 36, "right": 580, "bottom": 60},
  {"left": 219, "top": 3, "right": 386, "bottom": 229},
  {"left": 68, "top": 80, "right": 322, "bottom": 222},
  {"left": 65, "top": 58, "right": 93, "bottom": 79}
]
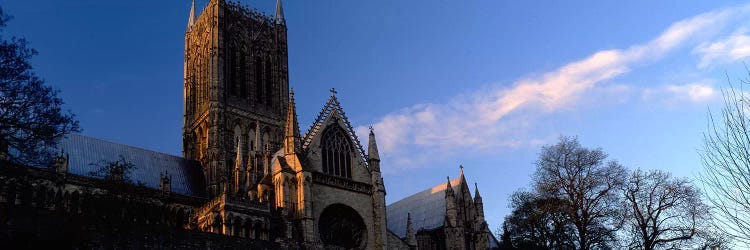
[{"left": 321, "top": 125, "right": 353, "bottom": 178}]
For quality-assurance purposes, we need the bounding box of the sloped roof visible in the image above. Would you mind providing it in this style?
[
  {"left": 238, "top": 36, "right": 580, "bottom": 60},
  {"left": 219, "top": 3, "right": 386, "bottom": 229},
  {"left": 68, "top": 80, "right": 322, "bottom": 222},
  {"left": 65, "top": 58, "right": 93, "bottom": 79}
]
[
  {"left": 301, "top": 93, "right": 367, "bottom": 163},
  {"left": 56, "top": 134, "right": 206, "bottom": 197},
  {"left": 386, "top": 177, "right": 462, "bottom": 238}
]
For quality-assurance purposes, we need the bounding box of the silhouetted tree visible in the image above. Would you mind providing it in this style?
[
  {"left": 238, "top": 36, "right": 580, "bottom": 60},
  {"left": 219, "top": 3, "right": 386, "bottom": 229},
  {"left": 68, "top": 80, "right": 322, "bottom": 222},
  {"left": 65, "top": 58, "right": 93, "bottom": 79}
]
[
  {"left": 534, "top": 136, "right": 626, "bottom": 250},
  {"left": 504, "top": 190, "right": 575, "bottom": 250},
  {"left": 622, "top": 169, "right": 710, "bottom": 250},
  {"left": 700, "top": 76, "right": 750, "bottom": 246},
  {"left": 498, "top": 222, "right": 517, "bottom": 250},
  {"left": 0, "top": 7, "right": 79, "bottom": 166}
]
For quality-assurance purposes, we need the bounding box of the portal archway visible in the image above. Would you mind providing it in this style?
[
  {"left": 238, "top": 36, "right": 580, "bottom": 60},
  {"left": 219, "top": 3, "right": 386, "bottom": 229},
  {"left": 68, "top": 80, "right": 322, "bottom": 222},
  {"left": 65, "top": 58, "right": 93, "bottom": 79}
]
[{"left": 318, "top": 204, "right": 367, "bottom": 249}]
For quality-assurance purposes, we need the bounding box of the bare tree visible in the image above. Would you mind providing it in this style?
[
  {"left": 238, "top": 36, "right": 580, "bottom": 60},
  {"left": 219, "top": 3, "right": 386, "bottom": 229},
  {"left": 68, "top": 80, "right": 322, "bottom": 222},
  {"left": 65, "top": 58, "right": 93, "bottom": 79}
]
[
  {"left": 699, "top": 75, "right": 750, "bottom": 246},
  {"left": 0, "top": 7, "right": 79, "bottom": 166},
  {"left": 623, "top": 169, "right": 710, "bottom": 250},
  {"left": 534, "top": 136, "right": 627, "bottom": 250}
]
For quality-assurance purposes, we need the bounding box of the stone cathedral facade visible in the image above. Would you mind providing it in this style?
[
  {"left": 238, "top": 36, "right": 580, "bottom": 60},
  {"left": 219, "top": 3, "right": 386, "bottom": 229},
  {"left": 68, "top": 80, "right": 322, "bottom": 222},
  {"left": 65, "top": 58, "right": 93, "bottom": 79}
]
[
  {"left": 0, "top": 0, "right": 499, "bottom": 249},
  {"left": 182, "top": 0, "right": 390, "bottom": 248}
]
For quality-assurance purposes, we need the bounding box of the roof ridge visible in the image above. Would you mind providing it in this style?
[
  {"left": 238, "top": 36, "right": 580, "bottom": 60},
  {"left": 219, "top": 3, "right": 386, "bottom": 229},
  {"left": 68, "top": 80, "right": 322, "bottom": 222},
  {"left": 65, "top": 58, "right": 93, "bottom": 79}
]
[
  {"left": 63, "top": 134, "right": 190, "bottom": 161},
  {"left": 387, "top": 177, "right": 462, "bottom": 207},
  {"left": 56, "top": 133, "right": 205, "bottom": 197}
]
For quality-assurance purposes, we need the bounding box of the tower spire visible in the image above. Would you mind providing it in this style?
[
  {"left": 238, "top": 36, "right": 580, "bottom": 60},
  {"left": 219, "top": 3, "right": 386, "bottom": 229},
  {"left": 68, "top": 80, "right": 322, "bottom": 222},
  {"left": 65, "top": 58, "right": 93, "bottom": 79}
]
[
  {"left": 284, "top": 89, "right": 300, "bottom": 155},
  {"left": 275, "top": 0, "right": 285, "bottom": 24},
  {"left": 187, "top": 0, "right": 196, "bottom": 32}
]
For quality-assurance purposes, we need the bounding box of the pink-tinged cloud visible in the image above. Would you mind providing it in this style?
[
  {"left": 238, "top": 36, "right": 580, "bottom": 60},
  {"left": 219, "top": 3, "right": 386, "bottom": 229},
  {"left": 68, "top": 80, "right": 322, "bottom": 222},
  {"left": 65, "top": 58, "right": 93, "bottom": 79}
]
[
  {"left": 357, "top": 4, "right": 750, "bottom": 171},
  {"left": 695, "top": 29, "right": 750, "bottom": 68}
]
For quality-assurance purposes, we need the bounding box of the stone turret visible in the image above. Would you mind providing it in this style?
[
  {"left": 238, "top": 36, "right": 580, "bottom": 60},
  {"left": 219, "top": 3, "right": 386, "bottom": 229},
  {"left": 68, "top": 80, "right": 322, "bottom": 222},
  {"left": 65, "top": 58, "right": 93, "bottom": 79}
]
[
  {"left": 473, "top": 182, "right": 490, "bottom": 249},
  {"left": 368, "top": 127, "right": 381, "bottom": 172},
  {"left": 445, "top": 176, "right": 457, "bottom": 227},
  {"left": 186, "top": 0, "right": 196, "bottom": 32},
  {"left": 275, "top": 0, "right": 285, "bottom": 25},
  {"left": 160, "top": 171, "right": 172, "bottom": 197},
  {"left": 474, "top": 182, "right": 484, "bottom": 219},
  {"left": 234, "top": 137, "right": 244, "bottom": 195},
  {"left": 369, "top": 128, "right": 388, "bottom": 249},
  {"left": 283, "top": 90, "right": 300, "bottom": 156}
]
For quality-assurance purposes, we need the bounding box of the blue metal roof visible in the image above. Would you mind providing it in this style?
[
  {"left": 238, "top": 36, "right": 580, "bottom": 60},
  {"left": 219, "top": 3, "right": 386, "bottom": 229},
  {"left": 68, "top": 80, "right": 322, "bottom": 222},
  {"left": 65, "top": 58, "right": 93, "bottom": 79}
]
[
  {"left": 56, "top": 134, "right": 206, "bottom": 197},
  {"left": 386, "top": 177, "right": 462, "bottom": 238}
]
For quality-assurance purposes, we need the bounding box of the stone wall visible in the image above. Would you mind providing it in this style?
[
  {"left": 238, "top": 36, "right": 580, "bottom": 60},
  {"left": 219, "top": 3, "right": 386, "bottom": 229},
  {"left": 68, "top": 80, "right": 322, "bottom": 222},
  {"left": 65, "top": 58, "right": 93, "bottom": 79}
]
[{"left": 0, "top": 161, "right": 280, "bottom": 249}]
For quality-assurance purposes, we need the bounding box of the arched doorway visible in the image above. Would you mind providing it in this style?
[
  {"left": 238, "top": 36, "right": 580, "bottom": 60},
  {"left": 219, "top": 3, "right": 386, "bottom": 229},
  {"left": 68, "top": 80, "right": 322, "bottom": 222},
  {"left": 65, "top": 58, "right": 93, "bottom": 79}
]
[{"left": 318, "top": 204, "right": 367, "bottom": 249}]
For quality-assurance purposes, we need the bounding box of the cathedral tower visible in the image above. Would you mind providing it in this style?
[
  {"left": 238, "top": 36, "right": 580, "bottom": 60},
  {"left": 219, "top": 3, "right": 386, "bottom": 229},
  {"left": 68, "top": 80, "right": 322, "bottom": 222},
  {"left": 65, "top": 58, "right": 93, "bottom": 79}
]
[{"left": 183, "top": 0, "right": 289, "bottom": 197}]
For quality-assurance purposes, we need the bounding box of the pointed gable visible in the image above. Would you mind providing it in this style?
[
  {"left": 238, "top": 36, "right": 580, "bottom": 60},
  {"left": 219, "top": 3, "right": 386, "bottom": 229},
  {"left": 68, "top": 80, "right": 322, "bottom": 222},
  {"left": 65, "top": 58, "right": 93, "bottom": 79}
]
[{"left": 302, "top": 91, "right": 367, "bottom": 165}]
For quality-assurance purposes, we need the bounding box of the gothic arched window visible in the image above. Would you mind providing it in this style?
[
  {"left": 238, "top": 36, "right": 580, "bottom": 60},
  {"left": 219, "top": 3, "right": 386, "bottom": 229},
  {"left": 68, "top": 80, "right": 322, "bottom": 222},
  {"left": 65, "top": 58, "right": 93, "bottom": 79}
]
[
  {"left": 254, "top": 56, "right": 264, "bottom": 104},
  {"left": 321, "top": 125, "right": 353, "bottom": 178},
  {"left": 229, "top": 47, "right": 238, "bottom": 96},
  {"left": 239, "top": 50, "right": 247, "bottom": 98},
  {"left": 264, "top": 57, "right": 273, "bottom": 107}
]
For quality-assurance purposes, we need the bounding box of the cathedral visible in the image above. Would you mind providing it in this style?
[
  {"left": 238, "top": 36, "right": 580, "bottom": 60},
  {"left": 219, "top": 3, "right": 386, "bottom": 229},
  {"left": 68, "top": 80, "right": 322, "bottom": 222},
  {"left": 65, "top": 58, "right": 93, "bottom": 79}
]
[{"left": 0, "top": 0, "right": 498, "bottom": 249}]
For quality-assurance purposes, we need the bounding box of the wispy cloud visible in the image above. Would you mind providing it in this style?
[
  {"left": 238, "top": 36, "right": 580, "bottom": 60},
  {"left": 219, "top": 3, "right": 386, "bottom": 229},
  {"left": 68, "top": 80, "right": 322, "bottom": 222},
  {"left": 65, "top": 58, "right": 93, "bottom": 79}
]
[
  {"left": 642, "top": 82, "right": 718, "bottom": 105},
  {"left": 695, "top": 29, "right": 750, "bottom": 68},
  {"left": 664, "top": 83, "right": 717, "bottom": 102},
  {"left": 360, "top": 4, "right": 750, "bottom": 171}
]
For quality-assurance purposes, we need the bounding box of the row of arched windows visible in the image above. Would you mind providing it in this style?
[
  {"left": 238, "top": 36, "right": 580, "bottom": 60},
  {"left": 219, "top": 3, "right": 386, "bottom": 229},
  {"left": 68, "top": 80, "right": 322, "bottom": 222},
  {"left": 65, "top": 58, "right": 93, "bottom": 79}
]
[
  {"left": 227, "top": 48, "right": 276, "bottom": 108},
  {"left": 211, "top": 213, "right": 269, "bottom": 240},
  {"left": 0, "top": 180, "right": 192, "bottom": 228}
]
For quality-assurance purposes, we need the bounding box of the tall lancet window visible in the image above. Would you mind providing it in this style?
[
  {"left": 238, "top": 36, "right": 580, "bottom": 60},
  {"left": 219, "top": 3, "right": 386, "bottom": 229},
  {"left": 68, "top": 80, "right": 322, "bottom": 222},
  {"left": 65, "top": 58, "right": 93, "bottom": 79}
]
[
  {"left": 229, "top": 47, "right": 238, "bottom": 96},
  {"left": 254, "top": 56, "right": 263, "bottom": 105},
  {"left": 321, "top": 125, "right": 353, "bottom": 178},
  {"left": 264, "top": 57, "right": 273, "bottom": 107},
  {"left": 239, "top": 49, "right": 247, "bottom": 98}
]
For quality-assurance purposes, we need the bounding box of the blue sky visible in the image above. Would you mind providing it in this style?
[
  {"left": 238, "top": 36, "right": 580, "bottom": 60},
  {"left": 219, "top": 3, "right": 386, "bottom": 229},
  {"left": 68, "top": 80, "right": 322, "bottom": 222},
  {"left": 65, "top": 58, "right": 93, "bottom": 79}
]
[{"left": 4, "top": 0, "right": 750, "bottom": 232}]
